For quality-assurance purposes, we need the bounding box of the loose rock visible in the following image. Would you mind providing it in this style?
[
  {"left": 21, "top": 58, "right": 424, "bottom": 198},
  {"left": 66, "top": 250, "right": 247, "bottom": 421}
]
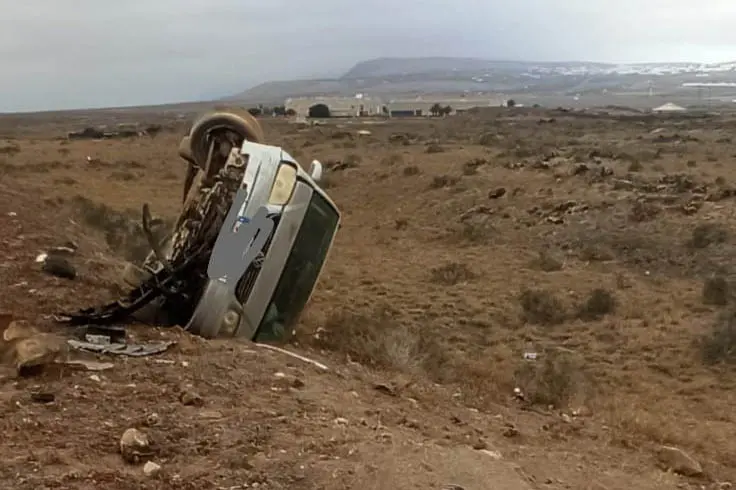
[
  {"left": 179, "top": 388, "right": 204, "bottom": 406},
  {"left": 120, "top": 428, "right": 153, "bottom": 464},
  {"left": 1, "top": 320, "right": 68, "bottom": 376},
  {"left": 488, "top": 187, "right": 506, "bottom": 199},
  {"left": 143, "top": 461, "right": 161, "bottom": 477},
  {"left": 41, "top": 255, "right": 76, "bottom": 279}
]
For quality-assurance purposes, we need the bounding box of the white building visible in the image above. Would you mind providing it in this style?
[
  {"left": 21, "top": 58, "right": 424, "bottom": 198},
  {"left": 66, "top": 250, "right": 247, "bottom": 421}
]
[{"left": 652, "top": 102, "right": 686, "bottom": 113}]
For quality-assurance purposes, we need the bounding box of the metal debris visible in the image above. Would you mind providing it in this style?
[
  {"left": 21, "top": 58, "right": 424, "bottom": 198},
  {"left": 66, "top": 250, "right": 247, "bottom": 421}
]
[
  {"left": 255, "top": 343, "right": 329, "bottom": 371},
  {"left": 67, "top": 339, "right": 175, "bottom": 357}
]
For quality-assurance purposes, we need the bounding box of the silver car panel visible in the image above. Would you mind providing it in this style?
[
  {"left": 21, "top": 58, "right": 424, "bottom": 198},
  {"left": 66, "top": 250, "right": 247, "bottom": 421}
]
[{"left": 238, "top": 181, "right": 312, "bottom": 338}]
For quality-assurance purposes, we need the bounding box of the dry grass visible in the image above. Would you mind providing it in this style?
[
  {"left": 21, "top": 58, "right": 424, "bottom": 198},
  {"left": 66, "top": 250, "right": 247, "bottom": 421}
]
[
  {"left": 514, "top": 349, "right": 586, "bottom": 408},
  {"left": 701, "top": 308, "right": 736, "bottom": 365},
  {"left": 314, "top": 307, "right": 450, "bottom": 380},
  {"left": 576, "top": 288, "right": 616, "bottom": 320},
  {"left": 429, "top": 262, "right": 476, "bottom": 285},
  {"left": 519, "top": 289, "right": 567, "bottom": 325}
]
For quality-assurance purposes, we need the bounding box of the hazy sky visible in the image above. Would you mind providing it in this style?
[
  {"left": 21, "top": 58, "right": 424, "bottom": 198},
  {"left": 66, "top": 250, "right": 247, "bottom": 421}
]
[{"left": 2, "top": 0, "right": 736, "bottom": 112}]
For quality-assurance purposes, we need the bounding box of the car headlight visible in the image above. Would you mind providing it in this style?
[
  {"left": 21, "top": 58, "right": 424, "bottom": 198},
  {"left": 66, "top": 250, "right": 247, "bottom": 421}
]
[
  {"left": 221, "top": 310, "right": 240, "bottom": 336},
  {"left": 268, "top": 164, "right": 297, "bottom": 205}
]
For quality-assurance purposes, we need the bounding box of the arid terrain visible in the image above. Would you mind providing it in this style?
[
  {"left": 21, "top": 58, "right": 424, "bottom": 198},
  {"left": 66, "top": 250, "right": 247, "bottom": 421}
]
[{"left": 0, "top": 107, "right": 735, "bottom": 489}]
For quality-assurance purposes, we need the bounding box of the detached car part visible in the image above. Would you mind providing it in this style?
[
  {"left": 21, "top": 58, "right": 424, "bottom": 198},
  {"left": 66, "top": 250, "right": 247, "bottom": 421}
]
[{"left": 59, "top": 110, "right": 340, "bottom": 342}]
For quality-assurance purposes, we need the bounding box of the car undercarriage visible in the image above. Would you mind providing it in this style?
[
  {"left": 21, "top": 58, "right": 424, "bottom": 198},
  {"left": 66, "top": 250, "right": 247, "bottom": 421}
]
[{"left": 57, "top": 109, "right": 339, "bottom": 342}]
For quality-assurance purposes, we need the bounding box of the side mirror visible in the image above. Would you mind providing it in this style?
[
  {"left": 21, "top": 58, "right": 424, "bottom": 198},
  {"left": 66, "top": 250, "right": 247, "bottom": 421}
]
[{"left": 309, "top": 160, "right": 323, "bottom": 182}]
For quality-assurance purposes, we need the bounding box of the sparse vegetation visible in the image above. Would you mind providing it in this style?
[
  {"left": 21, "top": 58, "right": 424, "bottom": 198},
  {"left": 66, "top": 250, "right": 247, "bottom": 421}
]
[
  {"left": 380, "top": 153, "right": 404, "bottom": 166},
  {"left": 0, "top": 143, "right": 20, "bottom": 155},
  {"left": 402, "top": 165, "right": 420, "bottom": 176},
  {"left": 577, "top": 288, "right": 616, "bottom": 320},
  {"left": 316, "top": 307, "right": 449, "bottom": 376},
  {"left": 69, "top": 195, "right": 169, "bottom": 263},
  {"left": 429, "top": 262, "right": 476, "bottom": 285},
  {"left": 462, "top": 158, "right": 487, "bottom": 175},
  {"left": 702, "top": 276, "right": 730, "bottom": 306},
  {"left": 689, "top": 223, "right": 729, "bottom": 248},
  {"left": 343, "top": 153, "right": 362, "bottom": 166},
  {"left": 531, "top": 250, "right": 563, "bottom": 272},
  {"left": 429, "top": 175, "right": 459, "bottom": 189},
  {"left": 514, "top": 350, "right": 583, "bottom": 408},
  {"left": 478, "top": 132, "right": 495, "bottom": 146},
  {"left": 519, "top": 288, "right": 567, "bottom": 325},
  {"left": 701, "top": 308, "right": 736, "bottom": 364},
  {"left": 454, "top": 222, "right": 495, "bottom": 244}
]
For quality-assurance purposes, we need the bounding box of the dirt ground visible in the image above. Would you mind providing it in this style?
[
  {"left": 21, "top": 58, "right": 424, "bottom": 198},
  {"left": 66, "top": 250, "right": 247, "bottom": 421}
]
[{"left": 0, "top": 107, "right": 735, "bottom": 489}]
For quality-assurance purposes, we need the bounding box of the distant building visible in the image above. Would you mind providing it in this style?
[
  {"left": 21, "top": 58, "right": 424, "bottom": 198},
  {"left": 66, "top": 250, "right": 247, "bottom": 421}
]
[
  {"left": 652, "top": 102, "right": 686, "bottom": 113},
  {"left": 387, "top": 101, "right": 428, "bottom": 117},
  {"left": 387, "top": 96, "right": 505, "bottom": 117},
  {"left": 284, "top": 96, "right": 385, "bottom": 118},
  {"left": 284, "top": 94, "right": 505, "bottom": 118}
]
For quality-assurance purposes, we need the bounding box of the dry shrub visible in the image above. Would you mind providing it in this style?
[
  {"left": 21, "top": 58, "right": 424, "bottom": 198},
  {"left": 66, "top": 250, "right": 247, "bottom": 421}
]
[
  {"left": 429, "top": 175, "right": 459, "bottom": 189},
  {"left": 388, "top": 132, "right": 413, "bottom": 145},
  {"left": 688, "top": 223, "right": 728, "bottom": 249},
  {"left": 343, "top": 153, "right": 362, "bottom": 166},
  {"left": 453, "top": 222, "right": 495, "bottom": 245},
  {"left": 478, "top": 132, "right": 495, "bottom": 146},
  {"left": 0, "top": 143, "right": 20, "bottom": 155},
  {"left": 110, "top": 171, "right": 138, "bottom": 181},
  {"left": 331, "top": 131, "right": 353, "bottom": 140},
  {"left": 602, "top": 401, "right": 685, "bottom": 450},
  {"left": 316, "top": 307, "right": 449, "bottom": 377},
  {"left": 462, "top": 158, "right": 488, "bottom": 175},
  {"left": 403, "top": 165, "right": 420, "bottom": 176},
  {"left": 23, "top": 160, "right": 68, "bottom": 173},
  {"left": 700, "top": 308, "right": 736, "bottom": 365},
  {"left": 530, "top": 250, "right": 563, "bottom": 272},
  {"left": 425, "top": 143, "right": 445, "bottom": 154},
  {"left": 578, "top": 243, "right": 615, "bottom": 262},
  {"left": 121, "top": 160, "right": 145, "bottom": 169},
  {"left": 519, "top": 289, "right": 567, "bottom": 325},
  {"left": 602, "top": 398, "right": 736, "bottom": 470},
  {"left": 702, "top": 276, "right": 730, "bottom": 306},
  {"left": 70, "top": 195, "right": 171, "bottom": 264},
  {"left": 577, "top": 288, "right": 616, "bottom": 321},
  {"left": 429, "top": 262, "right": 476, "bottom": 286},
  {"left": 514, "top": 350, "right": 584, "bottom": 408},
  {"left": 54, "top": 176, "right": 77, "bottom": 186},
  {"left": 381, "top": 153, "right": 404, "bottom": 166},
  {"left": 628, "top": 201, "right": 660, "bottom": 222}
]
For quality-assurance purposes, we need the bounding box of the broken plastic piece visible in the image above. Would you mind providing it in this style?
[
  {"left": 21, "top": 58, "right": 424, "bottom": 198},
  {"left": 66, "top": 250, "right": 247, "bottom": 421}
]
[{"left": 67, "top": 339, "right": 175, "bottom": 357}]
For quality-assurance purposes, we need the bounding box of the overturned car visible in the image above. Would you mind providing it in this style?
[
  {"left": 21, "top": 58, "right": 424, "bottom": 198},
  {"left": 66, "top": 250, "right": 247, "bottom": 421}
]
[{"left": 61, "top": 110, "right": 340, "bottom": 342}]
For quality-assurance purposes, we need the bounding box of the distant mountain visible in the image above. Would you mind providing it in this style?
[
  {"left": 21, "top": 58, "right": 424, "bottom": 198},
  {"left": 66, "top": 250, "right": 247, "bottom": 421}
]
[
  {"left": 225, "top": 57, "right": 736, "bottom": 104},
  {"left": 340, "top": 57, "right": 610, "bottom": 79}
]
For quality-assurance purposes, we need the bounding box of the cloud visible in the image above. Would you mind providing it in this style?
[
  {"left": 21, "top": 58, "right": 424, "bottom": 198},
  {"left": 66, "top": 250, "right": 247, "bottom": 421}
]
[{"left": 1, "top": 0, "right": 735, "bottom": 111}]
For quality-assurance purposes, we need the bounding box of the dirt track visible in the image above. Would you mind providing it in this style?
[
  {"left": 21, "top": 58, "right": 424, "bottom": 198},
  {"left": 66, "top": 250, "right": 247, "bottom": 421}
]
[{"left": 0, "top": 108, "right": 734, "bottom": 489}]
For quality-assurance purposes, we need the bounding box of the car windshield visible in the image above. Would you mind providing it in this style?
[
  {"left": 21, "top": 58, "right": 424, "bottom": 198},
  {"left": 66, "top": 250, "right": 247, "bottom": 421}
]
[{"left": 255, "top": 190, "right": 339, "bottom": 342}]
